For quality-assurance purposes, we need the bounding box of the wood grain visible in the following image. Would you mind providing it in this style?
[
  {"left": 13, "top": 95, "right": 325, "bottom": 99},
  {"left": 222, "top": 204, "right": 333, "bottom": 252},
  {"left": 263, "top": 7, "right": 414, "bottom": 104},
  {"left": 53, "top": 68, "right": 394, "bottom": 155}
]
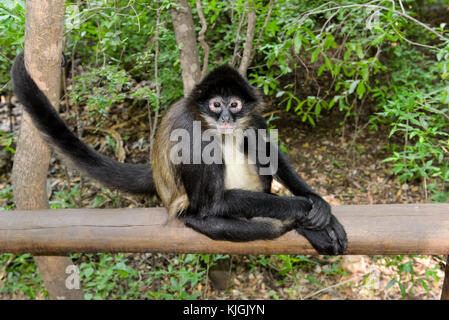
[{"left": 1, "top": 204, "right": 448, "bottom": 255}]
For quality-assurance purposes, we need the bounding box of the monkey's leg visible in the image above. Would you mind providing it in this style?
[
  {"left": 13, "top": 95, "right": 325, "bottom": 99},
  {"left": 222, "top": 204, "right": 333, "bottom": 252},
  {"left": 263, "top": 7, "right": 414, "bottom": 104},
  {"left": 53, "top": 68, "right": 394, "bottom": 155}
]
[
  {"left": 275, "top": 148, "right": 344, "bottom": 230},
  {"left": 204, "top": 189, "right": 330, "bottom": 230},
  {"left": 182, "top": 215, "right": 294, "bottom": 242}
]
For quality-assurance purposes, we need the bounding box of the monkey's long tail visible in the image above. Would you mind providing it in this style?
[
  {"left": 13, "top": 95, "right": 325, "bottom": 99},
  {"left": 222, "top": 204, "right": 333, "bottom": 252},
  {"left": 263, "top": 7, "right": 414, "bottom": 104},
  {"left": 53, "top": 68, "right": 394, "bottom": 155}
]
[{"left": 11, "top": 51, "right": 156, "bottom": 195}]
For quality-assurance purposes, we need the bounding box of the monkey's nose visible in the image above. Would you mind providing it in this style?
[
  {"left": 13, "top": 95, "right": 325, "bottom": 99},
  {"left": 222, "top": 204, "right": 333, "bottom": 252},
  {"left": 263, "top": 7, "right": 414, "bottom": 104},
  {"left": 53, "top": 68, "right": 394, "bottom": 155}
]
[{"left": 220, "top": 114, "right": 231, "bottom": 123}]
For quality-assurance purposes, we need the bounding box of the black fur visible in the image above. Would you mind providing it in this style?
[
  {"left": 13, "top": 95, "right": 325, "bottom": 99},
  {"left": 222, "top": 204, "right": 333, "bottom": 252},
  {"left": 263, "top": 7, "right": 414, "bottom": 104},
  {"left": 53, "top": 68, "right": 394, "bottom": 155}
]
[{"left": 11, "top": 51, "right": 156, "bottom": 195}]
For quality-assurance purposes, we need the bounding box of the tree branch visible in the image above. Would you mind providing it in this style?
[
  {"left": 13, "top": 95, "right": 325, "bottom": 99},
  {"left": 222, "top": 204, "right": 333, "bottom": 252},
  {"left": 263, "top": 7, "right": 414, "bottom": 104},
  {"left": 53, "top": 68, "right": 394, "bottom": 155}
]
[
  {"left": 250, "top": 0, "right": 274, "bottom": 63},
  {"left": 195, "top": 0, "right": 209, "bottom": 79},
  {"left": 238, "top": 4, "right": 256, "bottom": 76},
  {"left": 231, "top": 0, "right": 248, "bottom": 66}
]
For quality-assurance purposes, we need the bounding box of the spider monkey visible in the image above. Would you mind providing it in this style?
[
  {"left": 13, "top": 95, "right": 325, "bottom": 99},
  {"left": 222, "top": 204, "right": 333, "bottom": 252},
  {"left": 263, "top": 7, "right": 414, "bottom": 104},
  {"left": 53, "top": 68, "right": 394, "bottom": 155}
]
[{"left": 11, "top": 51, "right": 347, "bottom": 254}]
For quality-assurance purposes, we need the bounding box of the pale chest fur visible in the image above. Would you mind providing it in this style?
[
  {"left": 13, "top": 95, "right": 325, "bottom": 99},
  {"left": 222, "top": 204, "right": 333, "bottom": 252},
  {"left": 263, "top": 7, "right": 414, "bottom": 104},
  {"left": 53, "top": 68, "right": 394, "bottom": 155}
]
[{"left": 221, "top": 134, "right": 263, "bottom": 192}]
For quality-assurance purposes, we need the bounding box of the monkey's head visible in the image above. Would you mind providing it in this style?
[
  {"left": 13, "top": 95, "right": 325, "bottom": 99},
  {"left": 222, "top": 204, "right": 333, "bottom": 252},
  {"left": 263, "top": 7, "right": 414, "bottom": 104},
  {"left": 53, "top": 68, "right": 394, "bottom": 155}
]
[{"left": 189, "top": 65, "right": 262, "bottom": 134}]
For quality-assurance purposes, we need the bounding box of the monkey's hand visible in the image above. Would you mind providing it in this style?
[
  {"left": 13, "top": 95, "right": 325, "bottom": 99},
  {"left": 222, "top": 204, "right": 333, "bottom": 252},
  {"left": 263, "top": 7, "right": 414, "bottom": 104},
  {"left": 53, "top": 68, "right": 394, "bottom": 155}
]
[{"left": 297, "top": 194, "right": 332, "bottom": 230}]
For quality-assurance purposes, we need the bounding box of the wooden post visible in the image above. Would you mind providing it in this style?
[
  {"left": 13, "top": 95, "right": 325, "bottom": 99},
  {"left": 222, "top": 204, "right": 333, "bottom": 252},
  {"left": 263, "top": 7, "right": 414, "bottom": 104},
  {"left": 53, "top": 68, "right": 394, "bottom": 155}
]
[
  {"left": 12, "top": 0, "right": 83, "bottom": 300},
  {"left": 441, "top": 256, "right": 449, "bottom": 300}
]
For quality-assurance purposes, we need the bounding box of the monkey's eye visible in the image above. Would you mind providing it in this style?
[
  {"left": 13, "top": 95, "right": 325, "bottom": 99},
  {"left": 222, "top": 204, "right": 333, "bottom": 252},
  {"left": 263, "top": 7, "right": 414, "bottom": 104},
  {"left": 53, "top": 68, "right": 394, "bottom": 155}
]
[
  {"left": 229, "top": 99, "right": 242, "bottom": 112},
  {"left": 209, "top": 98, "right": 223, "bottom": 113}
]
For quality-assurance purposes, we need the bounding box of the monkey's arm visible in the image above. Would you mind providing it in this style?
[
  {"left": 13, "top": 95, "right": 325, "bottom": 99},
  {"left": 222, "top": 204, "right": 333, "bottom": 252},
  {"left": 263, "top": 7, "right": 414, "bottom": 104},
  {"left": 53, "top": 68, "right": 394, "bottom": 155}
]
[
  {"left": 250, "top": 115, "right": 331, "bottom": 224},
  {"left": 275, "top": 148, "right": 316, "bottom": 196},
  {"left": 274, "top": 147, "right": 336, "bottom": 227},
  {"left": 11, "top": 51, "right": 156, "bottom": 195}
]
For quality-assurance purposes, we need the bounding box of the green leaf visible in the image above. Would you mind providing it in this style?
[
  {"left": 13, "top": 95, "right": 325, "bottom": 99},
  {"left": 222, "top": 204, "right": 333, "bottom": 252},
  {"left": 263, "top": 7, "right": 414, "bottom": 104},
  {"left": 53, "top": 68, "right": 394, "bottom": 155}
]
[
  {"left": 294, "top": 31, "right": 302, "bottom": 54},
  {"left": 398, "top": 282, "right": 406, "bottom": 298},
  {"left": 324, "top": 34, "right": 337, "bottom": 50},
  {"left": 294, "top": 100, "right": 307, "bottom": 112},
  {"left": 348, "top": 80, "right": 360, "bottom": 95},
  {"left": 355, "top": 43, "right": 364, "bottom": 59},
  {"left": 83, "top": 267, "right": 95, "bottom": 278},
  {"left": 308, "top": 115, "right": 315, "bottom": 126},
  {"left": 324, "top": 55, "right": 333, "bottom": 75},
  {"left": 317, "top": 64, "right": 326, "bottom": 77},
  {"left": 276, "top": 91, "right": 285, "bottom": 98},
  {"left": 357, "top": 81, "right": 366, "bottom": 99},
  {"left": 385, "top": 279, "right": 396, "bottom": 290},
  {"left": 286, "top": 98, "right": 292, "bottom": 112},
  {"left": 117, "top": 270, "right": 129, "bottom": 278},
  {"left": 371, "top": 33, "right": 386, "bottom": 46},
  {"left": 311, "top": 47, "right": 320, "bottom": 63}
]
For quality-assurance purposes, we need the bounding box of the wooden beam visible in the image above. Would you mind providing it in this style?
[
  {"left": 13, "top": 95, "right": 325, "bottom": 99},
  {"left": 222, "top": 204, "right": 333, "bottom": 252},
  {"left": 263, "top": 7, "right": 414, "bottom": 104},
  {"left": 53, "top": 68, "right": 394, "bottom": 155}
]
[{"left": 0, "top": 203, "right": 448, "bottom": 255}]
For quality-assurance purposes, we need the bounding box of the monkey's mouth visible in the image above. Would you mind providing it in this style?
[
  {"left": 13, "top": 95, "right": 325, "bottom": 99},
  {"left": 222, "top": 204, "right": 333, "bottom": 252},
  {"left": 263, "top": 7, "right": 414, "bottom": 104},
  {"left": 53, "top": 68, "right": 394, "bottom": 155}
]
[{"left": 217, "top": 123, "right": 235, "bottom": 134}]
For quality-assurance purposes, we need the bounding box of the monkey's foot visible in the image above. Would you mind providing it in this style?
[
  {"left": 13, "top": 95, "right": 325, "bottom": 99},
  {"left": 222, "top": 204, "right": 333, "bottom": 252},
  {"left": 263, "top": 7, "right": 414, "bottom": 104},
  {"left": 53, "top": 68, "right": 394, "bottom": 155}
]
[{"left": 296, "top": 215, "right": 347, "bottom": 255}]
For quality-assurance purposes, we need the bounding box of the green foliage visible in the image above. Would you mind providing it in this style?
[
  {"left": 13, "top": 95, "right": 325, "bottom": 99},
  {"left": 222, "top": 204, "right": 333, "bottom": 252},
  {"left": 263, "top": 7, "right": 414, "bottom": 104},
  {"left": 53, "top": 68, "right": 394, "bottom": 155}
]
[
  {"left": 243, "top": 0, "right": 396, "bottom": 123},
  {"left": 70, "top": 65, "right": 131, "bottom": 124},
  {"left": 75, "top": 253, "right": 226, "bottom": 300},
  {"left": 0, "top": 254, "right": 45, "bottom": 299},
  {"left": 0, "top": 184, "right": 14, "bottom": 211},
  {"left": 378, "top": 255, "right": 442, "bottom": 299},
  {"left": 0, "top": 131, "right": 16, "bottom": 155},
  {"left": 147, "top": 254, "right": 205, "bottom": 300},
  {"left": 50, "top": 184, "right": 81, "bottom": 209},
  {"left": 65, "top": 0, "right": 184, "bottom": 107},
  {"left": 77, "top": 253, "right": 142, "bottom": 300},
  {"left": 374, "top": 45, "right": 449, "bottom": 201},
  {"left": 0, "top": 0, "right": 25, "bottom": 92}
]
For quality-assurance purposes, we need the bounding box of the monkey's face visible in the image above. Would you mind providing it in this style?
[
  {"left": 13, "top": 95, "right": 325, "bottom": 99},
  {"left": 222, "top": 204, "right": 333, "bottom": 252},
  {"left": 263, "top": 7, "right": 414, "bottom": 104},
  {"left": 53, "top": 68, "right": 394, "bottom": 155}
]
[
  {"left": 204, "top": 96, "right": 245, "bottom": 134},
  {"left": 190, "top": 65, "right": 261, "bottom": 134}
]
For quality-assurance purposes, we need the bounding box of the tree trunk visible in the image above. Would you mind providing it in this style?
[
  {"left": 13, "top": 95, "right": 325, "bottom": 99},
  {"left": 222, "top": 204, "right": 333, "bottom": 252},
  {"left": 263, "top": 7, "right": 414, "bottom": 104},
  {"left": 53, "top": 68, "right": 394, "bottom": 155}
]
[
  {"left": 170, "top": 0, "right": 201, "bottom": 95},
  {"left": 12, "top": 0, "right": 83, "bottom": 300}
]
